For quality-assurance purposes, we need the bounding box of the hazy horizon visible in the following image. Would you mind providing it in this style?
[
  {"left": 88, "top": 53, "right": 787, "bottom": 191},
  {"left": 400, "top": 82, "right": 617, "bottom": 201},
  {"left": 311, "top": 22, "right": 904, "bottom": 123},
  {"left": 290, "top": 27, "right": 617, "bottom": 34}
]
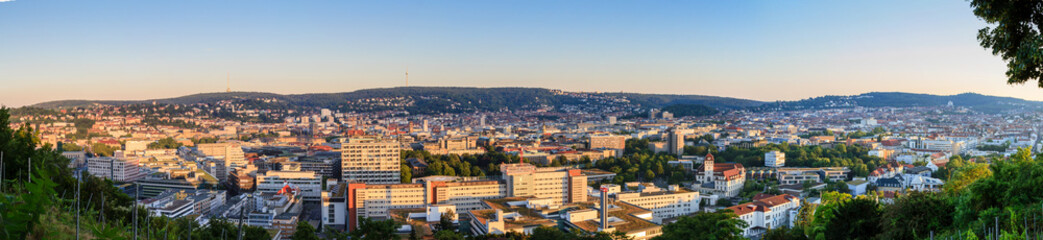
[{"left": 3, "top": 1, "right": 1043, "bottom": 107}]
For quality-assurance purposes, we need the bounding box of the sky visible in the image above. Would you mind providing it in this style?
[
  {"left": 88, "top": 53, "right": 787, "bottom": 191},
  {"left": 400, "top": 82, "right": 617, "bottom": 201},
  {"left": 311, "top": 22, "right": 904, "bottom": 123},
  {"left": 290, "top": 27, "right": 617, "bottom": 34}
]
[{"left": 0, "top": 0, "right": 1039, "bottom": 107}]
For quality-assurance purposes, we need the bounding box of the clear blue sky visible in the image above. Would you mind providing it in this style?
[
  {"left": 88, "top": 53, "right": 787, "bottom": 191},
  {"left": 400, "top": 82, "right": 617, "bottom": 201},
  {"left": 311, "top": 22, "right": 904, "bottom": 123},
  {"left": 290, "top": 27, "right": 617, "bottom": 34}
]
[{"left": 0, "top": 0, "right": 1036, "bottom": 107}]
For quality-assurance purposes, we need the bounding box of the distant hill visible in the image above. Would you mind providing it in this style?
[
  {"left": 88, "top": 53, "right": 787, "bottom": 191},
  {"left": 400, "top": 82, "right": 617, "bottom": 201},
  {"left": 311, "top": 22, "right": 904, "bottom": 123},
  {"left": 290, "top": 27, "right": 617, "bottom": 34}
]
[
  {"left": 30, "top": 87, "right": 765, "bottom": 113},
  {"left": 762, "top": 92, "right": 1043, "bottom": 113},
  {"left": 29, "top": 88, "right": 1042, "bottom": 114}
]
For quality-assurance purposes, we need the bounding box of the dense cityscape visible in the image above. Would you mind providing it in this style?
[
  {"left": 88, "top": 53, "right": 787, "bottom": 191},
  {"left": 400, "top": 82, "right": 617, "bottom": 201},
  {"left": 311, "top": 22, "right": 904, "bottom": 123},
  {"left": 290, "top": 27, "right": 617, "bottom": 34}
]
[
  {"left": 2, "top": 87, "right": 1043, "bottom": 239},
  {"left": 6, "top": 0, "right": 1043, "bottom": 239}
]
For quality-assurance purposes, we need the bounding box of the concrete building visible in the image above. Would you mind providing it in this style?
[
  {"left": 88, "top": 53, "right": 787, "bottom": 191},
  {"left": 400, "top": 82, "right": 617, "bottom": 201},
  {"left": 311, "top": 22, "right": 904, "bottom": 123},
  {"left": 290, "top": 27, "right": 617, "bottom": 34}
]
[
  {"left": 341, "top": 138, "right": 401, "bottom": 184},
  {"left": 424, "top": 180, "right": 508, "bottom": 212},
  {"left": 346, "top": 183, "right": 427, "bottom": 231},
  {"left": 614, "top": 185, "right": 700, "bottom": 224},
  {"left": 500, "top": 163, "right": 587, "bottom": 206},
  {"left": 197, "top": 142, "right": 248, "bottom": 169},
  {"left": 765, "top": 151, "right": 785, "bottom": 168},
  {"left": 589, "top": 135, "right": 626, "bottom": 150},
  {"left": 668, "top": 128, "right": 685, "bottom": 156},
  {"left": 87, "top": 156, "right": 142, "bottom": 182},
  {"left": 256, "top": 171, "right": 323, "bottom": 201}
]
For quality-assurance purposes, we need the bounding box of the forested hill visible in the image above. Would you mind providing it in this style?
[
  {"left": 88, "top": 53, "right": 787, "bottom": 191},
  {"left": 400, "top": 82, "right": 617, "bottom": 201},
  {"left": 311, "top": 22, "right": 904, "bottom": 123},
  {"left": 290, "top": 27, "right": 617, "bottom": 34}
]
[
  {"left": 29, "top": 88, "right": 1043, "bottom": 114},
  {"left": 30, "top": 87, "right": 763, "bottom": 113},
  {"left": 760, "top": 92, "right": 1043, "bottom": 113}
]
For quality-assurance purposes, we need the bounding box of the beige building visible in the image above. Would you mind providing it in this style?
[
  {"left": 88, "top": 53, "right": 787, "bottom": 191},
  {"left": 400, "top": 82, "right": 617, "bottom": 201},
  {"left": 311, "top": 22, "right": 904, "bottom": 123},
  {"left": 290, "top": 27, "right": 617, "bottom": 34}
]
[
  {"left": 197, "top": 142, "right": 247, "bottom": 169},
  {"left": 346, "top": 183, "right": 427, "bottom": 230},
  {"left": 341, "top": 138, "right": 401, "bottom": 184},
  {"left": 589, "top": 135, "right": 626, "bottom": 150},
  {"left": 614, "top": 186, "right": 700, "bottom": 224},
  {"left": 426, "top": 180, "right": 508, "bottom": 212},
  {"left": 500, "top": 163, "right": 587, "bottom": 205},
  {"left": 256, "top": 171, "right": 323, "bottom": 201}
]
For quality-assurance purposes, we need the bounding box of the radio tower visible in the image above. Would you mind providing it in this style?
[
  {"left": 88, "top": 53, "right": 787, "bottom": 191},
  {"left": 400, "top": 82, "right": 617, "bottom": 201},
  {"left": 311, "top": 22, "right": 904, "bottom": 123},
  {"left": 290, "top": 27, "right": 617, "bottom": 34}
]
[
  {"left": 226, "top": 72, "right": 231, "bottom": 93},
  {"left": 405, "top": 67, "right": 409, "bottom": 87}
]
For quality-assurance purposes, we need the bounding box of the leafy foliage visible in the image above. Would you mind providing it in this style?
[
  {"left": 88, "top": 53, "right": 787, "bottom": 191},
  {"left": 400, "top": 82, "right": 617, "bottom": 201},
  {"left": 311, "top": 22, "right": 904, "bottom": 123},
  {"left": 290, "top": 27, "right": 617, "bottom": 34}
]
[
  {"left": 972, "top": 0, "right": 1043, "bottom": 87},
  {"left": 653, "top": 210, "right": 748, "bottom": 240}
]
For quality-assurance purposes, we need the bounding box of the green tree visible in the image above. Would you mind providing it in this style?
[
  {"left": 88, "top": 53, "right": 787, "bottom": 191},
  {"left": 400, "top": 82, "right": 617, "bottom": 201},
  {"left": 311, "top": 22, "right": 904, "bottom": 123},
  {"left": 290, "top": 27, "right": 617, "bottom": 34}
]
[
  {"left": 654, "top": 210, "right": 748, "bottom": 240},
  {"left": 351, "top": 217, "right": 400, "bottom": 240},
  {"left": 292, "top": 220, "right": 321, "bottom": 240},
  {"left": 437, "top": 210, "right": 456, "bottom": 232},
  {"left": 91, "top": 142, "right": 118, "bottom": 157},
  {"left": 823, "top": 198, "right": 883, "bottom": 240},
  {"left": 433, "top": 230, "right": 464, "bottom": 240},
  {"left": 972, "top": 0, "right": 1043, "bottom": 86},
  {"left": 401, "top": 164, "right": 412, "bottom": 183},
  {"left": 147, "top": 137, "right": 183, "bottom": 149},
  {"left": 532, "top": 226, "right": 572, "bottom": 239},
  {"left": 879, "top": 191, "right": 954, "bottom": 240}
]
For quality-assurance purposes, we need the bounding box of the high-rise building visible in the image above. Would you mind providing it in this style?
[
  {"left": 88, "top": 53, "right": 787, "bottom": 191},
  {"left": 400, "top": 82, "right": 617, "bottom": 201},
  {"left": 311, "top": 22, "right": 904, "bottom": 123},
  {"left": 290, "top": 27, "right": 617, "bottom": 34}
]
[
  {"left": 589, "top": 135, "right": 626, "bottom": 150},
  {"left": 197, "top": 143, "right": 248, "bottom": 169},
  {"left": 340, "top": 138, "right": 401, "bottom": 184},
  {"left": 668, "top": 128, "right": 686, "bottom": 156},
  {"left": 765, "top": 151, "right": 785, "bottom": 167}
]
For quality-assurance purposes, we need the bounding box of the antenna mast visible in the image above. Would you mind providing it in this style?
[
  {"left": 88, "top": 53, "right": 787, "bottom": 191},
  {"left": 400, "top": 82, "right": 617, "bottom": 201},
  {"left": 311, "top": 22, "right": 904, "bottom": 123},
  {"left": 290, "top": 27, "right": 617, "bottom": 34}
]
[
  {"left": 405, "top": 67, "right": 409, "bottom": 87},
  {"left": 226, "top": 72, "right": 231, "bottom": 93}
]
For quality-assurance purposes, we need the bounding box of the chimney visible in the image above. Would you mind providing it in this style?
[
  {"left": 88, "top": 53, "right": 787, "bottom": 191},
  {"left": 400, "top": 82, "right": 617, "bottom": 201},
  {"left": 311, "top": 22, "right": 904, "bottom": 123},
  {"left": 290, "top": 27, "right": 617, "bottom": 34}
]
[{"left": 600, "top": 186, "right": 608, "bottom": 230}]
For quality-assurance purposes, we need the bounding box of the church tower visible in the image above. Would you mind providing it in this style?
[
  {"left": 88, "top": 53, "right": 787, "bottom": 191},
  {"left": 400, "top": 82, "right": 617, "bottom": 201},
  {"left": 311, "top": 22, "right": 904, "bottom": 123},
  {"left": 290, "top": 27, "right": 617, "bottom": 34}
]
[{"left": 703, "top": 153, "right": 715, "bottom": 181}]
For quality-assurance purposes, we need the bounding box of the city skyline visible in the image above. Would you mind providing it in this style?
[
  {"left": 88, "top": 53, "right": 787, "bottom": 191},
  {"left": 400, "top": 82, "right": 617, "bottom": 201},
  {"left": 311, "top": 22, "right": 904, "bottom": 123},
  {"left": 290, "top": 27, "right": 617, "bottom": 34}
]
[{"left": 2, "top": 0, "right": 1040, "bottom": 107}]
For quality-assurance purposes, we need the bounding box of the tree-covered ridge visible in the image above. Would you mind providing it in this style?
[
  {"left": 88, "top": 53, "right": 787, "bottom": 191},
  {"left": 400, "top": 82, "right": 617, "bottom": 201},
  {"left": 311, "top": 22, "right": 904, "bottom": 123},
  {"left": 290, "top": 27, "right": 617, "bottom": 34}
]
[
  {"left": 660, "top": 104, "right": 719, "bottom": 117},
  {"left": 29, "top": 87, "right": 765, "bottom": 114},
  {"left": 762, "top": 92, "right": 1043, "bottom": 113}
]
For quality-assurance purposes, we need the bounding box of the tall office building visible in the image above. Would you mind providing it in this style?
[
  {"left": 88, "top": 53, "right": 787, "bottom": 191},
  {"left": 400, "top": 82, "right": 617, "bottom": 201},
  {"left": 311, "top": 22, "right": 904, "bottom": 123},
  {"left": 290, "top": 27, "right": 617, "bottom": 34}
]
[
  {"left": 197, "top": 143, "right": 247, "bottom": 169},
  {"left": 668, "top": 128, "right": 686, "bottom": 156},
  {"left": 87, "top": 156, "right": 142, "bottom": 182},
  {"left": 589, "top": 135, "right": 626, "bottom": 150},
  {"left": 765, "top": 151, "right": 785, "bottom": 167},
  {"left": 341, "top": 138, "right": 401, "bottom": 184}
]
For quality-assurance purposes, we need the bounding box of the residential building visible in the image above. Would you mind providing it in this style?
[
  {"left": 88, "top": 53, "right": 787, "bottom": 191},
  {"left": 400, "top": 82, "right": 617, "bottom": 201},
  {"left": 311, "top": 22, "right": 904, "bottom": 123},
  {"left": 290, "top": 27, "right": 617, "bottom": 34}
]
[{"left": 765, "top": 151, "right": 785, "bottom": 167}]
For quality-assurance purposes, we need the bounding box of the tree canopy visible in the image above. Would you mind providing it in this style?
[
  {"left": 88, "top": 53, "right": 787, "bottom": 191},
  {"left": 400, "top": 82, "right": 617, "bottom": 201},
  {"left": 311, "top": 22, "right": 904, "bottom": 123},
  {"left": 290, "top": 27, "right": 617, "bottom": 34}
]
[{"left": 972, "top": 0, "right": 1043, "bottom": 87}]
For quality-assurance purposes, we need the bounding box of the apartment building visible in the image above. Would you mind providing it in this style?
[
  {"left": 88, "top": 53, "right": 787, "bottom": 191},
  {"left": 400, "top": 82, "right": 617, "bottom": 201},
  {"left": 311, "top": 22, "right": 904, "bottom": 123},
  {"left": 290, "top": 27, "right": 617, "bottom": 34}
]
[
  {"left": 765, "top": 151, "right": 785, "bottom": 167},
  {"left": 341, "top": 138, "right": 401, "bottom": 184}
]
